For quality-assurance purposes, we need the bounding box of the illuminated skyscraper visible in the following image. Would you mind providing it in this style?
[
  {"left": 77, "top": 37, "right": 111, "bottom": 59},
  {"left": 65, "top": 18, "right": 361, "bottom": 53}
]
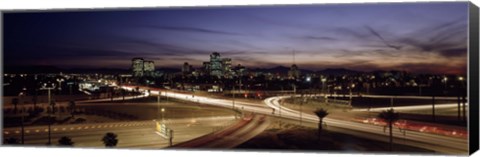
[
  {"left": 288, "top": 64, "right": 300, "bottom": 79},
  {"left": 143, "top": 61, "right": 155, "bottom": 76},
  {"left": 201, "top": 52, "right": 235, "bottom": 78},
  {"left": 132, "top": 58, "right": 144, "bottom": 77},
  {"left": 131, "top": 58, "right": 155, "bottom": 77},
  {"left": 210, "top": 52, "right": 223, "bottom": 77},
  {"left": 222, "top": 58, "right": 232, "bottom": 78}
]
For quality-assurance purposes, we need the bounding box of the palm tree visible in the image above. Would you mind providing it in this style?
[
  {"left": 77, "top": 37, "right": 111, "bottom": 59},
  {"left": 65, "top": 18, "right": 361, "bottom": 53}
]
[
  {"left": 313, "top": 108, "right": 329, "bottom": 135},
  {"left": 4, "top": 137, "right": 20, "bottom": 145},
  {"left": 121, "top": 89, "right": 126, "bottom": 101},
  {"left": 12, "top": 98, "right": 19, "bottom": 113},
  {"left": 32, "top": 96, "right": 38, "bottom": 110},
  {"left": 378, "top": 108, "right": 400, "bottom": 151},
  {"left": 58, "top": 136, "right": 74, "bottom": 146},
  {"left": 68, "top": 101, "right": 76, "bottom": 118},
  {"left": 102, "top": 132, "right": 118, "bottom": 147}
]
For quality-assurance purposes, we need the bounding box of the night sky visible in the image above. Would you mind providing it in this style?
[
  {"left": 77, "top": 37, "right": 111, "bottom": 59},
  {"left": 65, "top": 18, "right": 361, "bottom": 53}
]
[{"left": 3, "top": 2, "right": 469, "bottom": 74}]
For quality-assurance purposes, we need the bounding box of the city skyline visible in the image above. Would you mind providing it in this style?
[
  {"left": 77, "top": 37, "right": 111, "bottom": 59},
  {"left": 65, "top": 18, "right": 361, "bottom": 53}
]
[{"left": 4, "top": 2, "right": 469, "bottom": 74}]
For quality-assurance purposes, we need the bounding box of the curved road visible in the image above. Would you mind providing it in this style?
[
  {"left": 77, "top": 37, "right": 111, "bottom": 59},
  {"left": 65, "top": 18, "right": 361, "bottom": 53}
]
[{"left": 136, "top": 87, "right": 467, "bottom": 154}]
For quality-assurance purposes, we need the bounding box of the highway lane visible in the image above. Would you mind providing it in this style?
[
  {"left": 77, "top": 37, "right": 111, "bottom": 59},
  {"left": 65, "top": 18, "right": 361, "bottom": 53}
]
[
  {"left": 275, "top": 92, "right": 462, "bottom": 100},
  {"left": 264, "top": 96, "right": 467, "bottom": 154},
  {"left": 2, "top": 94, "right": 148, "bottom": 110},
  {"left": 132, "top": 87, "right": 467, "bottom": 154},
  {"left": 3, "top": 116, "right": 237, "bottom": 148},
  {"left": 352, "top": 103, "right": 466, "bottom": 112},
  {"left": 201, "top": 115, "right": 270, "bottom": 148}
]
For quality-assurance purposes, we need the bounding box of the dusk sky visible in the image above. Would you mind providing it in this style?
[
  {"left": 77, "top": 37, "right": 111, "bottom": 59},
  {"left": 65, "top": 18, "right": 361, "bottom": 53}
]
[{"left": 4, "top": 2, "right": 469, "bottom": 74}]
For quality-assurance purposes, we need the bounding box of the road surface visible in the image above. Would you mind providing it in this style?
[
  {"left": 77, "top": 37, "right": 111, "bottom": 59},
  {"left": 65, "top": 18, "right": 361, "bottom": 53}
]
[
  {"left": 3, "top": 116, "right": 237, "bottom": 148},
  {"left": 134, "top": 87, "right": 467, "bottom": 154}
]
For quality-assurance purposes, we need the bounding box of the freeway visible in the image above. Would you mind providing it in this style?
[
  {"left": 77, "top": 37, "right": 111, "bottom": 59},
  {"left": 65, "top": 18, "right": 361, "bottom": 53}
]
[
  {"left": 359, "top": 94, "right": 461, "bottom": 100},
  {"left": 264, "top": 96, "right": 468, "bottom": 154},
  {"left": 2, "top": 94, "right": 148, "bottom": 110},
  {"left": 173, "top": 114, "right": 270, "bottom": 149},
  {"left": 129, "top": 86, "right": 467, "bottom": 154},
  {"left": 3, "top": 116, "right": 237, "bottom": 148},
  {"left": 4, "top": 90, "right": 253, "bottom": 149},
  {"left": 352, "top": 103, "right": 466, "bottom": 112}
]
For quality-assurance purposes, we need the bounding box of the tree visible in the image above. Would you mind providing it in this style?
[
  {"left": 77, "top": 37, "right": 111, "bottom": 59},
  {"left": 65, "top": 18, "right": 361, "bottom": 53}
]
[
  {"left": 121, "top": 89, "right": 126, "bottom": 101},
  {"left": 68, "top": 101, "right": 76, "bottom": 118},
  {"left": 4, "top": 137, "right": 20, "bottom": 145},
  {"left": 50, "top": 101, "right": 56, "bottom": 114},
  {"left": 12, "top": 98, "right": 19, "bottom": 113},
  {"left": 58, "top": 136, "right": 74, "bottom": 146},
  {"left": 102, "top": 132, "right": 118, "bottom": 147},
  {"left": 313, "top": 108, "right": 329, "bottom": 135},
  {"left": 32, "top": 96, "right": 38, "bottom": 110},
  {"left": 378, "top": 108, "right": 400, "bottom": 151}
]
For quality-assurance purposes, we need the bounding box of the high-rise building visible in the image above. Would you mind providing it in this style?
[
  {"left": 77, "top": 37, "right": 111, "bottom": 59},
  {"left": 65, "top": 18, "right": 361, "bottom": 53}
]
[
  {"left": 182, "top": 62, "right": 192, "bottom": 75},
  {"left": 131, "top": 58, "right": 155, "bottom": 77},
  {"left": 210, "top": 52, "right": 223, "bottom": 77},
  {"left": 202, "top": 61, "right": 211, "bottom": 75},
  {"left": 201, "top": 52, "right": 235, "bottom": 78},
  {"left": 143, "top": 61, "right": 155, "bottom": 76},
  {"left": 222, "top": 58, "right": 232, "bottom": 78},
  {"left": 288, "top": 64, "right": 300, "bottom": 79},
  {"left": 132, "top": 58, "right": 144, "bottom": 77}
]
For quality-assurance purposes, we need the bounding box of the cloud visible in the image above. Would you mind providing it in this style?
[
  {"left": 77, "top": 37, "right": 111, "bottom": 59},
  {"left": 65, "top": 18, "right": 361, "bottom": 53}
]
[
  {"left": 145, "top": 25, "right": 242, "bottom": 36},
  {"left": 332, "top": 27, "right": 370, "bottom": 39},
  {"left": 394, "top": 18, "right": 468, "bottom": 57},
  {"left": 301, "top": 35, "right": 337, "bottom": 41},
  {"left": 364, "top": 26, "right": 402, "bottom": 50},
  {"left": 438, "top": 48, "right": 467, "bottom": 57}
]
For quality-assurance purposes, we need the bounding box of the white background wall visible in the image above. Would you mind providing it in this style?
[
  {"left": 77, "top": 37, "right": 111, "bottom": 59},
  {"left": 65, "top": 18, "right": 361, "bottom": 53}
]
[{"left": 0, "top": 0, "right": 479, "bottom": 157}]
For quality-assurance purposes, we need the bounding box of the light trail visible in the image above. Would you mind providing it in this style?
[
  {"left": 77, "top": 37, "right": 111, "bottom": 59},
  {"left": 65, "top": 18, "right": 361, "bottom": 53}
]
[
  {"left": 352, "top": 103, "right": 468, "bottom": 112},
  {"left": 120, "top": 86, "right": 467, "bottom": 154}
]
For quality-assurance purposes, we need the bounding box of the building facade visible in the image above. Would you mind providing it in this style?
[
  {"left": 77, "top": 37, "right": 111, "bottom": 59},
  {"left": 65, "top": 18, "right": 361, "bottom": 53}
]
[
  {"left": 288, "top": 64, "right": 301, "bottom": 79},
  {"left": 131, "top": 58, "right": 156, "bottom": 77},
  {"left": 210, "top": 52, "right": 223, "bottom": 77}
]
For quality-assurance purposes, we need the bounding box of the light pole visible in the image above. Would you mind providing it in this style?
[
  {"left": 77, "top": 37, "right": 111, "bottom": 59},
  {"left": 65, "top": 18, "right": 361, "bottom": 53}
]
[
  {"left": 161, "top": 108, "right": 165, "bottom": 122},
  {"left": 232, "top": 84, "right": 235, "bottom": 110},
  {"left": 40, "top": 82, "right": 56, "bottom": 145},
  {"left": 443, "top": 76, "right": 448, "bottom": 91},
  {"left": 292, "top": 84, "right": 296, "bottom": 104},
  {"left": 157, "top": 92, "right": 161, "bottom": 120},
  {"left": 457, "top": 76, "right": 465, "bottom": 121},
  {"left": 321, "top": 78, "right": 326, "bottom": 97},
  {"left": 418, "top": 84, "right": 424, "bottom": 96},
  {"left": 299, "top": 94, "right": 306, "bottom": 126},
  {"left": 19, "top": 91, "right": 25, "bottom": 144},
  {"left": 67, "top": 82, "right": 74, "bottom": 95},
  {"left": 56, "top": 78, "right": 65, "bottom": 92},
  {"left": 349, "top": 83, "right": 355, "bottom": 100}
]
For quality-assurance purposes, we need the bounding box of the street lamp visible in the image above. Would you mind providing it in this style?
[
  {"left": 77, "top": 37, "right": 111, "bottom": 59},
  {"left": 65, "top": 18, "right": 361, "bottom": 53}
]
[
  {"left": 457, "top": 76, "right": 465, "bottom": 89},
  {"left": 349, "top": 83, "right": 355, "bottom": 100},
  {"left": 321, "top": 77, "right": 327, "bottom": 96},
  {"left": 443, "top": 76, "right": 448, "bottom": 89},
  {"left": 56, "top": 78, "right": 65, "bottom": 91},
  {"left": 161, "top": 108, "right": 165, "bottom": 122},
  {"left": 67, "top": 82, "right": 74, "bottom": 95},
  {"left": 18, "top": 92, "right": 25, "bottom": 144},
  {"left": 40, "top": 81, "right": 56, "bottom": 145}
]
